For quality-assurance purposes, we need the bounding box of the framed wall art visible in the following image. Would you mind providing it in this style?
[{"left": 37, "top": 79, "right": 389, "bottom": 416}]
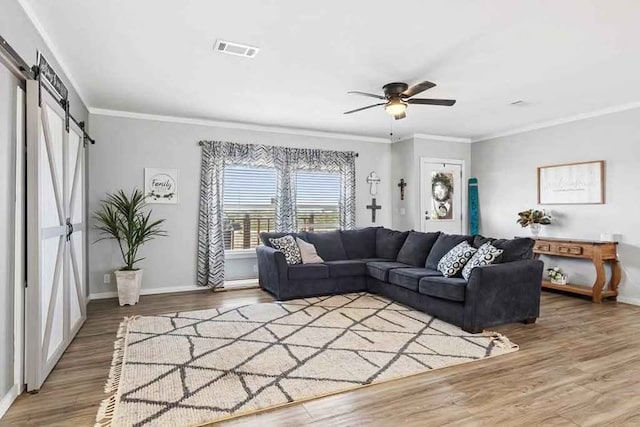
[
  {"left": 537, "top": 160, "right": 604, "bottom": 205},
  {"left": 144, "top": 168, "right": 178, "bottom": 204}
]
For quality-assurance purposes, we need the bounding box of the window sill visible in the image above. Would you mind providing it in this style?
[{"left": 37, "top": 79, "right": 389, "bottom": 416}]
[{"left": 225, "top": 249, "right": 257, "bottom": 260}]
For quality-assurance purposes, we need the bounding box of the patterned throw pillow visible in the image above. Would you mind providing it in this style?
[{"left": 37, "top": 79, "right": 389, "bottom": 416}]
[
  {"left": 462, "top": 242, "right": 504, "bottom": 280},
  {"left": 269, "top": 235, "right": 302, "bottom": 265},
  {"left": 437, "top": 241, "right": 477, "bottom": 278}
]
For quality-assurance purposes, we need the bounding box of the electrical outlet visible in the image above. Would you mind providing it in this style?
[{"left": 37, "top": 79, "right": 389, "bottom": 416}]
[{"left": 104, "top": 274, "right": 111, "bottom": 284}]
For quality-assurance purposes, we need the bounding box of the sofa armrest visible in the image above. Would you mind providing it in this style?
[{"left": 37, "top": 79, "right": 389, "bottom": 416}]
[
  {"left": 463, "top": 259, "right": 543, "bottom": 333},
  {"left": 256, "top": 245, "right": 288, "bottom": 298}
]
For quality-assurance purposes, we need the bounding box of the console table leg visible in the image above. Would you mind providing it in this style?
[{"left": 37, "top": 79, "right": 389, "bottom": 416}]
[
  {"left": 609, "top": 260, "right": 622, "bottom": 299},
  {"left": 591, "top": 250, "right": 606, "bottom": 303}
]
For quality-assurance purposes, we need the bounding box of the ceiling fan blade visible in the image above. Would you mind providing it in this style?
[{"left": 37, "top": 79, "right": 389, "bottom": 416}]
[
  {"left": 348, "top": 91, "right": 385, "bottom": 100},
  {"left": 401, "top": 81, "right": 436, "bottom": 98},
  {"left": 343, "top": 103, "right": 386, "bottom": 114},
  {"left": 407, "top": 98, "right": 456, "bottom": 106},
  {"left": 394, "top": 112, "right": 406, "bottom": 120}
]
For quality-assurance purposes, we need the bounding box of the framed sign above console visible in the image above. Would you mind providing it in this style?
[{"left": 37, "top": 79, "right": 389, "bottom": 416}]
[{"left": 537, "top": 160, "right": 605, "bottom": 205}]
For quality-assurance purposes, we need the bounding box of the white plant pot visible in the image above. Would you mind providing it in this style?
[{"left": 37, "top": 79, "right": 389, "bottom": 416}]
[
  {"left": 550, "top": 275, "right": 568, "bottom": 285},
  {"left": 529, "top": 223, "right": 542, "bottom": 237},
  {"left": 115, "top": 269, "right": 143, "bottom": 306}
]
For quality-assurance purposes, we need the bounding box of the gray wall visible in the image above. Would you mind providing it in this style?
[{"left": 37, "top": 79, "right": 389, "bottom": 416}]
[
  {"left": 87, "top": 114, "right": 393, "bottom": 296},
  {"left": 390, "top": 136, "right": 471, "bottom": 232},
  {"left": 1, "top": 0, "right": 89, "bottom": 404},
  {"left": 471, "top": 108, "right": 640, "bottom": 304}
]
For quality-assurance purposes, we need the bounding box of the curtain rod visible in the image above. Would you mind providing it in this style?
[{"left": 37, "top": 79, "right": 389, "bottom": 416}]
[
  {"left": 197, "top": 141, "right": 359, "bottom": 156},
  {"left": 0, "top": 33, "right": 96, "bottom": 145}
]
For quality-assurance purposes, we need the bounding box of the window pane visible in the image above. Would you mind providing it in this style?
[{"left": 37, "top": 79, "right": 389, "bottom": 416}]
[
  {"left": 296, "top": 171, "right": 340, "bottom": 232},
  {"left": 223, "top": 166, "right": 276, "bottom": 250}
]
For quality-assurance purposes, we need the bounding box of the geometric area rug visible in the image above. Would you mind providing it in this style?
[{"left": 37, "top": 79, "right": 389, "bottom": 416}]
[{"left": 96, "top": 293, "right": 518, "bottom": 426}]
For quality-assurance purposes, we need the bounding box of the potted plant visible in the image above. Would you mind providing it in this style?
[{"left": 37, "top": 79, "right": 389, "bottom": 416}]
[
  {"left": 517, "top": 209, "right": 551, "bottom": 237},
  {"left": 547, "top": 266, "right": 568, "bottom": 285},
  {"left": 94, "top": 189, "right": 167, "bottom": 306}
]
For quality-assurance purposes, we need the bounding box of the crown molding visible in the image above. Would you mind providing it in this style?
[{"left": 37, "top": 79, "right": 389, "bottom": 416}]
[
  {"left": 89, "top": 108, "right": 396, "bottom": 144},
  {"left": 16, "top": 0, "right": 89, "bottom": 109},
  {"left": 472, "top": 101, "right": 640, "bottom": 143},
  {"left": 412, "top": 133, "right": 472, "bottom": 143}
]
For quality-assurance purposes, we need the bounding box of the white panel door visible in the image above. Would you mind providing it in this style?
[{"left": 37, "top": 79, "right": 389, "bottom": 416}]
[
  {"left": 25, "top": 80, "right": 87, "bottom": 391},
  {"left": 420, "top": 158, "right": 464, "bottom": 235}
]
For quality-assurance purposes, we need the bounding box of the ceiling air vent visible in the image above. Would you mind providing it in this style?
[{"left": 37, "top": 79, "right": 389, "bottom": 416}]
[{"left": 214, "top": 40, "right": 259, "bottom": 58}]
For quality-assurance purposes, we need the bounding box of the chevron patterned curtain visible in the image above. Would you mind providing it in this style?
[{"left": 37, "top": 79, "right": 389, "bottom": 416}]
[
  {"left": 197, "top": 142, "right": 226, "bottom": 289},
  {"left": 198, "top": 141, "right": 356, "bottom": 288}
]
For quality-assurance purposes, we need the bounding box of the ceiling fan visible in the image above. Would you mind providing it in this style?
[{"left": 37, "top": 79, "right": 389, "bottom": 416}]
[{"left": 344, "top": 81, "right": 456, "bottom": 120}]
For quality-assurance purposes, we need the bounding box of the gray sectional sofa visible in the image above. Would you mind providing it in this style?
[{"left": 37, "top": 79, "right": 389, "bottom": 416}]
[{"left": 256, "top": 227, "right": 543, "bottom": 333}]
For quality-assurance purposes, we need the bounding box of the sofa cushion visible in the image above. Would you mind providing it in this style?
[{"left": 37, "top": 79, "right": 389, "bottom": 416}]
[
  {"left": 419, "top": 276, "right": 468, "bottom": 302},
  {"left": 287, "top": 264, "right": 330, "bottom": 280},
  {"left": 366, "top": 261, "right": 412, "bottom": 282},
  {"left": 269, "top": 235, "right": 302, "bottom": 265},
  {"left": 260, "top": 232, "right": 308, "bottom": 247},
  {"left": 354, "top": 258, "right": 395, "bottom": 263},
  {"left": 388, "top": 268, "right": 442, "bottom": 292},
  {"left": 305, "top": 230, "right": 348, "bottom": 261},
  {"left": 425, "top": 234, "right": 474, "bottom": 270},
  {"left": 473, "top": 235, "right": 534, "bottom": 263},
  {"left": 396, "top": 231, "right": 441, "bottom": 267},
  {"left": 340, "top": 227, "right": 379, "bottom": 259},
  {"left": 462, "top": 242, "right": 503, "bottom": 280},
  {"left": 437, "top": 241, "right": 477, "bottom": 278},
  {"left": 376, "top": 228, "right": 410, "bottom": 259},
  {"left": 324, "top": 260, "right": 366, "bottom": 278}
]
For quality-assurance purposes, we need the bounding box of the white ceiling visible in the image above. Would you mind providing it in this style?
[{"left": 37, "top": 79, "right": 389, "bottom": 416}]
[{"left": 22, "top": 0, "right": 640, "bottom": 140}]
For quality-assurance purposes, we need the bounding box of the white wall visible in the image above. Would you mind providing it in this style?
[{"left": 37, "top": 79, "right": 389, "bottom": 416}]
[
  {"left": 87, "top": 113, "right": 393, "bottom": 296},
  {"left": 390, "top": 139, "right": 415, "bottom": 231},
  {"left": 390, "top": 136, "right": 471, "bottom": 231},
  {"left": 471, "top": 108, "right": 640, "bottom": 304}
]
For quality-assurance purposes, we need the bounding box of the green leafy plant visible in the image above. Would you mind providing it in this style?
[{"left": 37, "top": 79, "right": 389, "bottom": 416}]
[
  {"left": 516, "top": 209, "right": 552, "bottom": 227},
  {"left": 94, "top": 189, "right": 167, "bottom": 271},
  {"left": 547, "top": 266, "right": 565, "bottom": 281}
]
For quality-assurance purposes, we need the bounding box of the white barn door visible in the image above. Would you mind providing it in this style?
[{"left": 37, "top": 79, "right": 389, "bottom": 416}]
[{"left": 25, "top": 80, "right": 87, "bottom": 391}]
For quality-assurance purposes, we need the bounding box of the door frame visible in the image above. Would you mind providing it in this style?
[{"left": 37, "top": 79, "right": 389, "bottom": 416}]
[
  {"left": 419, "top": 157, "right": 467, "bottom": 234},
  {"left": 14, "top": 85, "right": 26, "bottom": 397}
]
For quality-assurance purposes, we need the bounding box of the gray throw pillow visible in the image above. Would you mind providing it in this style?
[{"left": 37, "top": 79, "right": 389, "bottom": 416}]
[
  {"left": 462, "top": 242, "right": 504, "bottom": 280},
  {"left": 269, "top": 235, "right": 302, "bottom": 265},
  {"left": 376, "top": 228, "right": 409, "bottom": 259},
  {"left": 425, "top": 234, "right": 474, "bottom": 270},
  {"left": 437, "top": 241, "right": 477, "bottom": 278},
  {"left": 396, "top": 231, "right": 441, "bottom": 266}
]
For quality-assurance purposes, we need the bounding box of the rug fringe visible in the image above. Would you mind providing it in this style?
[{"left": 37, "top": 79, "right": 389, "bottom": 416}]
[
  {"left": 484, "top": 330, "right": 519, "bottom": 350},
  {"left": 95, "top": 316, "right": 139, "bottom": 427}
]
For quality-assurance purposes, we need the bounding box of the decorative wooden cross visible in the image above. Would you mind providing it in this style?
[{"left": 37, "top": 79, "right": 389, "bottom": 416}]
[
  {"left": 366, "top": 198, "right": 381, "bottom": 223},
  {"left": 397, "top": 178, "right": 407, "bottom": 200}
]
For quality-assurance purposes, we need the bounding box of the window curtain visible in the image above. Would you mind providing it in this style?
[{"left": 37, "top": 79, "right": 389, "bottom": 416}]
[{"left": 197, "top": 140, "right": 357, "bottom": 289}]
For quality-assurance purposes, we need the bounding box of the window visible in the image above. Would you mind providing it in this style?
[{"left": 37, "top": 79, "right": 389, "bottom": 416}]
[
  {"left": 296, "top": 171, "right": 341, "bottom": 232},
  {"left": 223, "top": 166, "right": 276, "bottom": 250}
]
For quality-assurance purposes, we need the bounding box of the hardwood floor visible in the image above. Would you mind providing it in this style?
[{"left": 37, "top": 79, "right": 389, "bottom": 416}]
[{"left": 2, "top": 288, "right": 640, "bottom": 426}]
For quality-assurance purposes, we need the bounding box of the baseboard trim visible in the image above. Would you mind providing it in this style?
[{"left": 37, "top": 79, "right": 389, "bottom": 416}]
[
  {"left": 617, "top": 296, "right": 640, "bottom": 306},
  {"left": 89, "top": 279, "right": 259, "bottom": 300},
  {"left": 0, "top": 384, "right": 20, "bottom": 419},
  {"left": 90, "top": 285, "right": 203, "bottom": 300}
]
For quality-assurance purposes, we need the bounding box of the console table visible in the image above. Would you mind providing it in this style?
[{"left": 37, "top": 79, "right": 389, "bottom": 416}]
[{"left": 531, "top": 237, "right": 620, "bottom": 303}]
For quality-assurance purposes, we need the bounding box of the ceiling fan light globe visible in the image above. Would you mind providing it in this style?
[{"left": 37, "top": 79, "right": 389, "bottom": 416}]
[{"left": 385, "top": 101, "right": 407, "bottom": 116}]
